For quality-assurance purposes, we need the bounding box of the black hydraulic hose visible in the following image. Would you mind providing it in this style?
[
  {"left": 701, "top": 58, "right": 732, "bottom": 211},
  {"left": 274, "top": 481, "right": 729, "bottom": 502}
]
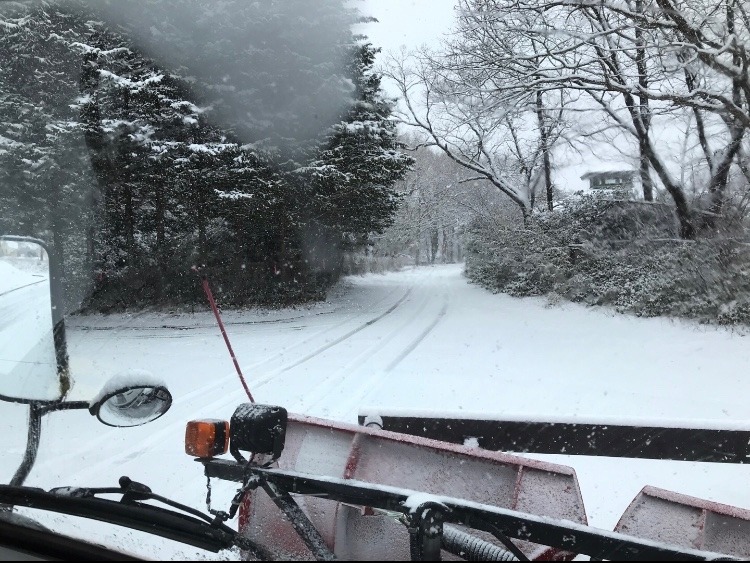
[{"left": 442, "top": 525, "right": 518, "bottom": 561}]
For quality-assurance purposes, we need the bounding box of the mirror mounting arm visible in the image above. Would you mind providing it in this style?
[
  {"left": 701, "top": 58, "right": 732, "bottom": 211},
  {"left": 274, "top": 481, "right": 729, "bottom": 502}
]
[
  {"left": 9, "top": 404, "right": 43, "bottom": 487},
  {"left": 9, "top": 400, "right": 91, "bottom": 488},
  {"left": 39, "top": 401, "right": 89, "bottom": 416}
]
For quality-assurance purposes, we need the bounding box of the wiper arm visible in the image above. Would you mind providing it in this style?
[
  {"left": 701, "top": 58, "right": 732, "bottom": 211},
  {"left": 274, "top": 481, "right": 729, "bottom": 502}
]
[
  {"left": 0, "top": 479, "right": 263, "bottom": 557},
  {"left": 50, "top": 476, "right": 217, "bottom": 527}
]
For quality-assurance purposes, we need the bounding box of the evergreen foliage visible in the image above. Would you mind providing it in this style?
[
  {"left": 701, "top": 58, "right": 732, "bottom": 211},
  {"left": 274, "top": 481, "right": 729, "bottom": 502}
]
[{"left": 0, "top": 1, "right": 412, "bottom": 311}]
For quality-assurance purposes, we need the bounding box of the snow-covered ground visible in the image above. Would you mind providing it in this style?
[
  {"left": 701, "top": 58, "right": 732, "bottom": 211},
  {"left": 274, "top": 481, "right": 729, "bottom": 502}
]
[{"left": 2, "top": 263, "right": 750, "bottom": 559}]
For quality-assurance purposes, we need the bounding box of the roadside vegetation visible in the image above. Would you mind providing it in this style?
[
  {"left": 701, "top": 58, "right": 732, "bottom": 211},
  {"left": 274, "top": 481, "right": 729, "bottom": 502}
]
[
  {"left": 5, "top": 0, "right": 750, "bottom": 327},
  {"left": 375, "top": 0, "right": 750, "bottom": 326}
]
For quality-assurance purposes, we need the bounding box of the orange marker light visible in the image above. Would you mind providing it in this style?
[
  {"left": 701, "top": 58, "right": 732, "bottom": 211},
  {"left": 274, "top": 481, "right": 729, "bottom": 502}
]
[{"left": 185, "top": 419, "right": 229, "bottom": 458}]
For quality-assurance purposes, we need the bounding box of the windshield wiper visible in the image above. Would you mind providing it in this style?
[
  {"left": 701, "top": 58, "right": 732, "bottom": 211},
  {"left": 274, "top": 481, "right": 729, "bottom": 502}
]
[{"left": 0, "top": 477, "right": 266, "bottom": 557}]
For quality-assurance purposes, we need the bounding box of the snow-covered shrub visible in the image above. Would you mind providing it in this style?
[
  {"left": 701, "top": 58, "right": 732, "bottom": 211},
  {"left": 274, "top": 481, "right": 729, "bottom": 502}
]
[
  {"left": 465, "top": 193, "right": 750, "bottom": 325},
  {"left": 465, "top": 221, "right": 572, "bottom": 297}
]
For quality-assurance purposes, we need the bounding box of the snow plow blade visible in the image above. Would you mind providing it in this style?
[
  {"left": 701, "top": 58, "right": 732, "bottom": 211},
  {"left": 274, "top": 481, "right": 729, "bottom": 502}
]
[
  {"left": 357, "top": 411, "right": 750, "bottom": 463},
  {"left": 615, "top": 486, "right": 750, "bottom": 560},
  {"left": 229, "top": 413, "right": 587, "bottom": 560}
]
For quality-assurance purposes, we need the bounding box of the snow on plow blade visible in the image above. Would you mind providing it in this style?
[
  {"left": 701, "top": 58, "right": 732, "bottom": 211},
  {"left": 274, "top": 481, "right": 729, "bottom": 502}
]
[
  {"left": 615, "top": 486, "right": 750, "bottom": 560},
  {"left": 234, "top": 413, "right": 586, "bottom": 560}
]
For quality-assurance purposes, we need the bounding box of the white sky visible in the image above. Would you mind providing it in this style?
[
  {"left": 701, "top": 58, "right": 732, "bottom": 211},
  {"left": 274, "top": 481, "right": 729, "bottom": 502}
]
[
  {"left": 356, "top": 0, "right": 457, "bottom": 57},
  {"left": 352, "top": 0, "right": 602, "bottom": 192},
  {"left": 353, "top": 0, "right": 679, "bottom": 193}
]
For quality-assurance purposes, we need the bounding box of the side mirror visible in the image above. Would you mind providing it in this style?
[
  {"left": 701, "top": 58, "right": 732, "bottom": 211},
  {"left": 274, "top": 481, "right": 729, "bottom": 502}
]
[
  {"left": 90, "top": 384, "right": 172, "bottom": 427},
  {"left": 0, "top": 236, "right": 67, "bottom": 402}
]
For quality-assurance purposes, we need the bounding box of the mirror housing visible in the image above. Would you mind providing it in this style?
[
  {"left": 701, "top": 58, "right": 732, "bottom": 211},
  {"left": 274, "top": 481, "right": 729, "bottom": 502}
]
[
  {"left": 89, "top": 372, "right": 172, "bottom": 427},
  {"left": 90, "top": 384, "right": 172, "bottom": 427},
  {"left": 0, "top": 235, "right": 68, "bottom": 403}
]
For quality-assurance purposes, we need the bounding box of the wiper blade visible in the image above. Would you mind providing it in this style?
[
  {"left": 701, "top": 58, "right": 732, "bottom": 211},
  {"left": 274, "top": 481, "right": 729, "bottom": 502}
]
[
  {"left": 49, "top": 476, "right": 216, "bottom": 526},
  {"left": 0, "top": 482, "right": 250, "bottom": 554}
]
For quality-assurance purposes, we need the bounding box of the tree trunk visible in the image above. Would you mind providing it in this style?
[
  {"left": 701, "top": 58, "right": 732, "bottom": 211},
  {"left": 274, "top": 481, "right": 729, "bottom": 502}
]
[
  {"left": 638, "top": 138, "right": 653, "bottom": 202},
  {"left": 535, "top": 89, "right": 554, "bottom": 211},
  {"left": 703, "top": 126, "right": 745, "bottom": 231},
  {"left": 79, "top": 45, "right": 114, "bottom": 286},
  {"left": 442, "top": 227, "right": 453, "bottom": 263},
  {"left": 622, "top": 86, "right": 694, "bottom": 238},
  {"left": 702, "top": 2, "right": 745, "bottom": 232},
  {"left": 635, "top": 0, "right": 653, "bottom": 202},
  {"left": 520, "top": 204, "right": 531, "bottom": 228},
  {"left": 430, "top": 228, "right": 439, "bottom": 264},
  {"left": 86, "top": 226, "right": 95, "bottom": 270},
  {"left": 154, "top": 172, "right": 166, "bottom": 299},
  {"left": 155, "top": 177, "right": 165, "bottom": 252},
  {"left": 124, "top": 183, "right": 135, "bottom": 264},
  {"left": 647, "top": 149, "right": 695, "bottom": 239}
]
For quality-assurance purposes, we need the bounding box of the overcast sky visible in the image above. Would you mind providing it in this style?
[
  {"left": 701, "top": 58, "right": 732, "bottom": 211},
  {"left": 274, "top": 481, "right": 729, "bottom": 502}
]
[
  {"left": 356, "top": 0, "right": 457, "bottom": 57},
  {"left": 352, "top": 0, "right": 635, "bottom": 191}
]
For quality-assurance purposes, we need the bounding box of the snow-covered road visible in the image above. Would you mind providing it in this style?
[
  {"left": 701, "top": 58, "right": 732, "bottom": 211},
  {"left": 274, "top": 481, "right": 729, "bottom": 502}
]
[{"left": 3, "top": 263, "right": 750, "bottom": 559}]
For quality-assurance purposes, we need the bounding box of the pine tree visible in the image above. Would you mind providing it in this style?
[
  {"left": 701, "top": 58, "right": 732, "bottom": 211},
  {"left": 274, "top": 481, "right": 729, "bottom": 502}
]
[
  {"left": 1, "top": 2, "right": 413, "bottom": 310},
  {"left": 295, "top": 42, "right": 413, "bottom": 272},
  {"left": 0, "top": 2, "right": 97, "bottom": 309}
]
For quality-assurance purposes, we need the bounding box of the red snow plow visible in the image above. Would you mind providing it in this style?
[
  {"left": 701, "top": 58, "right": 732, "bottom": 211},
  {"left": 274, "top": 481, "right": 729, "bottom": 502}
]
[{"left": 189, "top": 404, "right": 750, "bottom": 561}]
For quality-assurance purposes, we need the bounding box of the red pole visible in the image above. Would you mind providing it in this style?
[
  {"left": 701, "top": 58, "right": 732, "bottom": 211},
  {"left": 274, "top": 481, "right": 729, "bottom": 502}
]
[{"left": 199, "top": 273, "right": 254, "bottom": 403}]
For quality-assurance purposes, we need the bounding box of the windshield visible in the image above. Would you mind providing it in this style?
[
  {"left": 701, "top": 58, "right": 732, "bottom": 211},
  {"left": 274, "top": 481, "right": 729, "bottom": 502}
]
[{"left": 1, "top": 0, "right": 750, "bottom": 560}]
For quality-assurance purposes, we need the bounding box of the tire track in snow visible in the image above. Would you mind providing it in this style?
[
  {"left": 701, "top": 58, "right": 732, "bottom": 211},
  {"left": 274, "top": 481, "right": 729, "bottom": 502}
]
[
  {"left": 287, "top": 292, "right": 433, "bottom": 413},
  {"left": 280, "top": 288, "right": 414, "bottom": 372},
  {"left": 169, "top": 287, "right": 412, "bottom": 406},
  {"left": 247, "top": 287, "right": 414, "bottom": 390},
  {"left": 70, "top": 288, "right": 418, "bottom": 483},
  {"left": 0, "top": 285, "right": 44, "bottom": 329},
  {"left": 384, "top": 296, "right": 448, "bottom": 372},
  {"left": 323, "top": 293, "right": 449, "bottom": 420},
  {"left": 53, "top": 287, "right": 413, "bottom": 474}
]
